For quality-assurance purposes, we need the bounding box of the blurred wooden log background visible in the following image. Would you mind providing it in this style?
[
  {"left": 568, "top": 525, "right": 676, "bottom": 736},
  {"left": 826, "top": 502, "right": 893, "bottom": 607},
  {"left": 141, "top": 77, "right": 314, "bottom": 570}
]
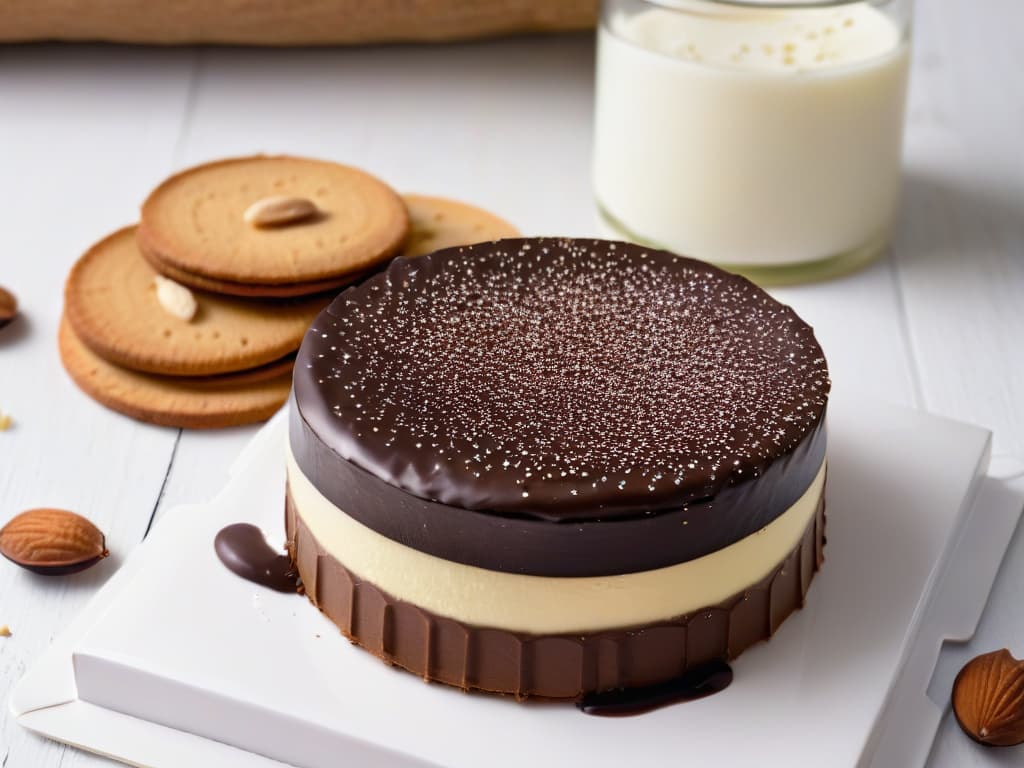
[{"left": 0, "top": 0, "right": 599, "bottom": 45}]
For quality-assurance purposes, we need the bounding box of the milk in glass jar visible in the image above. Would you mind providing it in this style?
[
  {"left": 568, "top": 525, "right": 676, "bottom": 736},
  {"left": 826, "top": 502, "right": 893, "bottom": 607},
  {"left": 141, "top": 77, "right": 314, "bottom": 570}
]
[{"left": 592, "top": 0, "right": 911, "bottom": 282}]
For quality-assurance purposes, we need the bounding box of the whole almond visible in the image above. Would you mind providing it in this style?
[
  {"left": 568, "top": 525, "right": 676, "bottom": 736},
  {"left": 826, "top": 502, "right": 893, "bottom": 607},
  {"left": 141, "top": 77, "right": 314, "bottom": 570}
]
[
  {"left": 953, "top": 648, "right": 1024, "bottom": 747},
  {"left": 0, "top": 508, "right": 109, "bottom": 575},
  {"left": 154, "top": 275, "right": 198, "bottom": 321},
  {"left": 243, "top": 195, "right": 318, "bottom": 228},
  {"left": 0, "top": 285, "right": 17, "bottom": 329}
]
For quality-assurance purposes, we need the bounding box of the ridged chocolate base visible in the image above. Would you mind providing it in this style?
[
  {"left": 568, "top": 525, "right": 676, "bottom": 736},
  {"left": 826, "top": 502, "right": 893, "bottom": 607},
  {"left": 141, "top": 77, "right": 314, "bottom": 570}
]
[{"left": 285, "top": 490, "right": 826, "bottom": 701}]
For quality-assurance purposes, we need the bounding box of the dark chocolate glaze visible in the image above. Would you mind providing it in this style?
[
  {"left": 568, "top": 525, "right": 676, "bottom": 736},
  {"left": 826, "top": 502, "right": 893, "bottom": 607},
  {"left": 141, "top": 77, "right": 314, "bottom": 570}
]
[
  {"left": 291, "top": 238, "right": 829, "bottom": 577},
  {"left": 286, "top": 489, "right": 826, "bottom": 701},
  {"left": 290, "top": 402, "right": 824, "bottom": 576},
  {"left": 214, "top": 523, "right": 297, "bottom": 593},
  {"left": 577, "top": 659, "right": 733, "bottom": 716}
]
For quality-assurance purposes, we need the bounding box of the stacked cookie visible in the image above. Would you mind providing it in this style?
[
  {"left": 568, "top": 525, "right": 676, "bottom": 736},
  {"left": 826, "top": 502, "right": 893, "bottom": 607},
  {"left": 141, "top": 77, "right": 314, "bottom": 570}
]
[{"left": 60, "top": 155, "right": 519, "bottom": 428}]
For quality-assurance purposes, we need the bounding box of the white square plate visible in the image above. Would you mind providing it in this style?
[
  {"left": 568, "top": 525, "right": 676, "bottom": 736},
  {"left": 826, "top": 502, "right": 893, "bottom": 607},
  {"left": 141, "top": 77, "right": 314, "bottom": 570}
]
[{"left": 11, "top": 394, "right": 1024, "bottom": 768}]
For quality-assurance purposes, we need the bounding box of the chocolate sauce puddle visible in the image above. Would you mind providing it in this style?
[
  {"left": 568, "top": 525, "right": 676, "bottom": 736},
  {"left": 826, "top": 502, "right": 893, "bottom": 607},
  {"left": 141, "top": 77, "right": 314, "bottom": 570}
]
[
  {"left": 214, "top": 523, "right": 297, "bottom": 592},
  {"left": 577, "top": 659, "right": 733, "bottom": 716}
]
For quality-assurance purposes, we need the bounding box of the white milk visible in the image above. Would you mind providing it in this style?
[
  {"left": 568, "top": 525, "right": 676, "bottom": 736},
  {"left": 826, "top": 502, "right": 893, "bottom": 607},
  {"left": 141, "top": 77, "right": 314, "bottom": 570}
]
[{"left": 593, "top": 1, "right": 910, "bottom": 267}]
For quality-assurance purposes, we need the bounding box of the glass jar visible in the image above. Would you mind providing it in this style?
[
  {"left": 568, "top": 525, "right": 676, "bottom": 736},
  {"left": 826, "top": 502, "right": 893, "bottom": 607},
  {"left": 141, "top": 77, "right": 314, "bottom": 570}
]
[{"left": 592, "top": 0, "right": 912, "bottom": 284}]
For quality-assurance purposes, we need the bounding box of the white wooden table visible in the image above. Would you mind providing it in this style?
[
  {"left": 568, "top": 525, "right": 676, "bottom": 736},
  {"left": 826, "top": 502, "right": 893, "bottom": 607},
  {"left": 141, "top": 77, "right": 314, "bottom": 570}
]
[{"left": 1, "top": 1, "right": 1022, "bottom": 765}]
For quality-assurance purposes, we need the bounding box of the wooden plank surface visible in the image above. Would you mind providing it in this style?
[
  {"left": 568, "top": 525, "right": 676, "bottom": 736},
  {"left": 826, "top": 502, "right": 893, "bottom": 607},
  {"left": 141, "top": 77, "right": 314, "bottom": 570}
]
[
  {"left": 897, "top": 2, "right": 1024, "bottom": 763},
  {"left": 1, "top": 0, "right": 1022, "bottom": 763},
  {"left": 0, "top": 45, "right": 198, "bottom": 767},
  {"left": 896, "top": 0, "right": 1024, "bottom": 462}
]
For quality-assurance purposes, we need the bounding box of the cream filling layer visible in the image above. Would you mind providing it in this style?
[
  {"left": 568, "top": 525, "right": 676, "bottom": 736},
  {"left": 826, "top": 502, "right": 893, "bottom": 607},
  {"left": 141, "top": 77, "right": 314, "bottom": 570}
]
[{"left": 287, "top": 448, "right": 826, "bottom": 634}]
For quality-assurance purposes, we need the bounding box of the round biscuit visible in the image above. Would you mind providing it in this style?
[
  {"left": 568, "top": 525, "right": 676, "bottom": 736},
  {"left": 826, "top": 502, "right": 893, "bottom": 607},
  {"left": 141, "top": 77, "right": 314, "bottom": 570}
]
[
  {"left": 139, "top": 155, "right": 409, "bottom": 285},
  {"left": 58, "top": 316, "right": 292, "bottom": 429},
  {"left": 402, "top": 194, "right": 520, "bottom": 257},
  {"left": 140, "top": 243, "right": 366, "bottom": 299},
  {"left": 65, "top": 227, "right": 328, "bottom": 376}
]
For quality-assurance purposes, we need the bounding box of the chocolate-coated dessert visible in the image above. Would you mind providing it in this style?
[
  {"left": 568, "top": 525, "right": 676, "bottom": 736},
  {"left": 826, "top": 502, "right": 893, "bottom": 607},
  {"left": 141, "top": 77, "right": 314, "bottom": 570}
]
[{"left": 287, "top": 238, "right": 829, "bottom": 701}]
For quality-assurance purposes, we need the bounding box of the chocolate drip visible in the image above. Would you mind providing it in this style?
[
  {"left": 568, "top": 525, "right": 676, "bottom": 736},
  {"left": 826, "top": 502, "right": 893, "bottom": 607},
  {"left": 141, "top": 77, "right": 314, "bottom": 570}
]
[
  {"left": 577, "top": 659, "right": 733, "bottom": 716},
  {"left": 215, "top": 523, "right": 297, "bottom": 593}
]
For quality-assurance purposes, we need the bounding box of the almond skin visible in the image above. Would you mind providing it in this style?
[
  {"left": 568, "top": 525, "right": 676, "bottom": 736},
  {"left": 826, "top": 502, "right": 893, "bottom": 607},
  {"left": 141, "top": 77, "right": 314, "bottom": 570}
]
[
  {"left": 0, "top": 508, "right": 109, "bottom": 575},
  {"left": 0, "top": 285, "right": 17, "bottom": 329},
  {"left": 953, "top": 648, "right": 1024, "bottom": 747}
]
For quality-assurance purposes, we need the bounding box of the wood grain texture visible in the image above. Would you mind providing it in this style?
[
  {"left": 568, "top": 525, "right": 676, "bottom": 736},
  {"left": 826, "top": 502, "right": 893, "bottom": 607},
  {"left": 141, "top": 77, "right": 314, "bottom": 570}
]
[
  {"left": 894, "top": 0, "right": 1024, "bottom": 465},
  {"left": 1, "top": 0, "right": 1022, "bottom": 764},
  {"left": 0, "top": 0, "right": 597, "bottom": 45},
  {"left": 0, "top": 46, "right": 198, "bottom": 768}
]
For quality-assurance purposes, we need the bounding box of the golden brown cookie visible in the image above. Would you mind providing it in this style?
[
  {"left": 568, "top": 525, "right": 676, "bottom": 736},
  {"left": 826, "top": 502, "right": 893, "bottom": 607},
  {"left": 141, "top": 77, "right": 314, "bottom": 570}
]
[
  {"left": 140, "top": 245, "right": 366, "bottom": 299},
  {"left": 138, "top": 155, "right": 409, "bottom": 290},
  {"left": 58, "top": 316, "right": 291, "bottom": 429},
  {"left": 402, "top": 194, "right": 520, "bottom": 257},
  {"left": 203, "top": 354, "right": 296, "bottom": 387},
  {"left": 65, "top": 227, "right": 329, "bottom": 376}
]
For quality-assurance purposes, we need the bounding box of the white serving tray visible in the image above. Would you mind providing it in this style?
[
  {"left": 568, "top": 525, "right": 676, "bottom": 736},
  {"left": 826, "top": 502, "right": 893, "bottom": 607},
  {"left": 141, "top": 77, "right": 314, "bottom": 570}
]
[{"left": 10, "top": 394, "right": 1024, "bottom": 768}]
